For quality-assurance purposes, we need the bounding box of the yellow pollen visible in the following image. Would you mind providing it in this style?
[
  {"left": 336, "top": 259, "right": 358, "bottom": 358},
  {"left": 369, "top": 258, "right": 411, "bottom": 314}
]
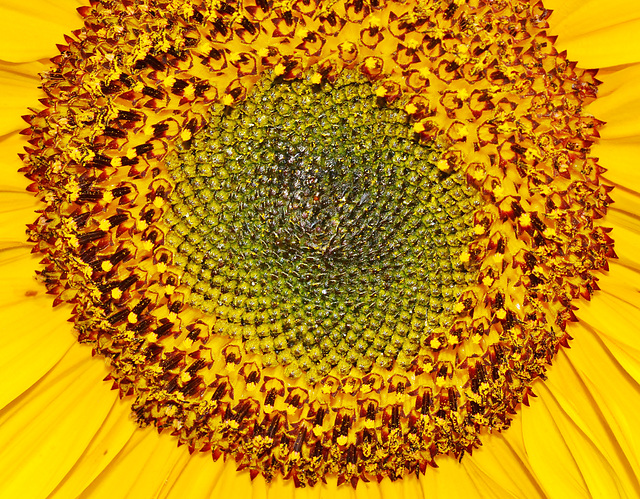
[
  {"left": 375, "top": 86, "right": 387, "bottom": 97},
  {"left": 98, "top": 219, "right": 111, "bottom": 231},
  {"left": 163, "top": 75, "right": 176, "bottom": 88},
  {"left": 404, "top": 103, "right": 418, "bottom": 114},
  {"left": 126, "top": 148, "right": 137, "bottom": 159},
  {"left": 153, "top": 196, "right": 165, "bottom": 208},
  {"left": 127, "top": 312, "right": 138, "bottom": 323},
  {"left": 184, "top": 84, "right": 196, "bottom": 100},
  {"left": 430, "top": 338, "right": 441, "bottom": 349},
  {"left": 111, "top": 288, "right": 123, "bottom": 299},
  {"left": 474, "top": 224, "right": 486, "bottom": 235},
  {"left": 157, "top": 262, "right": 168, "bottom": 273},
  {"left": 68, "top": 235, "right": 79, "bottom": 248},
  {"left": 459, "top": 251, "right": 470, "bottom": 263},
  {"left": 222, "top": 94, "right": 235, "bottom": 106},
  {"left": 519, "top": 213, "right": 532, "bottom": 226},
  {"left": 525, "top": 149, "right": 540, "bottom": 161},
  {"left": 311, "top": 72, "right": 323, "bottom": 85},
  {"left": 456, "top": 88, "right": 469, "bottom": 100},
  {"left": 274, "top": 63, "right": 286, "bottom": 76},
  {"left": 482, "top": 276, "right": 495, "bottom": 286},
  {"left": 101, "top": 261, "right": 113, "bottom": 272},
  {"left": 110, "top": 157, "right": 122, "bottom": 167},
  {"left": 413, "top": 121, "right": 426, "bottom": 133},
  {"left": 419, "top": 66, "right": 431, "bottom": 78},
  {"left": 365, "top": 58, "right": 378, "bottom": 69},
  {"left": 437, "top": 159, "right": 450, "bottom": 172},
  {"left": 337, "top": 435, "right": 348, "bottom": 446},
  {"left": 495, "top": 309, "right": 507, "bottom": 320},
  {"left": 199, "top": 41, "right": 212, "bottom": 55},
  {"left": 102, "top": 190, "right": 113, "bottom": 203},
  {"left": 180, "top": 371, "right": 191, "bottom": 383},
  {"left": 180, "top": 129, "right": 192, "bottom": 141}
]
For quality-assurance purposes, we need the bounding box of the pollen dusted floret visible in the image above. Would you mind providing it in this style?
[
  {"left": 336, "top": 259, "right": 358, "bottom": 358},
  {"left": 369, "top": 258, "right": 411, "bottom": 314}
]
[{"left": 21, "top": 0, "right": 612, "bottom": 489}]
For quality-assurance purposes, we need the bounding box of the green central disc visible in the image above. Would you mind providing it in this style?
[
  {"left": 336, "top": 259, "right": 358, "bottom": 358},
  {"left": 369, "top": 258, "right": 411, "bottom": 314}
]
[{"left": 165, "top": 70, "right": 483, "bottom": 382}]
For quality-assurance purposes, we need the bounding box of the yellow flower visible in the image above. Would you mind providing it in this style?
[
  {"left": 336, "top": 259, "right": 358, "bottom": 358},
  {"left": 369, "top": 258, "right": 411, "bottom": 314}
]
[{"left": 1, "top": 0, "right": 640, "bottom": 496}]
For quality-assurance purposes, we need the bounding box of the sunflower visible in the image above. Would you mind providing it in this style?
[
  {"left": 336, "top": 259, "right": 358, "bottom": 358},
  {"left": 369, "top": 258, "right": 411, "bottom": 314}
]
[{"left": 1, "top": 0, "right": 640, "bottom": 496}]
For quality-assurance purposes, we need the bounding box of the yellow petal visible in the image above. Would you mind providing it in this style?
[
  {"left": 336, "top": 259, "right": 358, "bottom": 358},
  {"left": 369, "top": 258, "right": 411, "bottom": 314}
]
[
  {"left": 77, "top": 429, "right": 193, "bottom": 498},
  {"left": 546, "top": 0, "right": 640, "bottom": 68},
  {"left": 50, "top": 399, "right": 147, "bottom": 498},
  {"left": 0, "top": 0, "right": 83, "bottom": 63},
  {"left": 0, "top": 343, "right": 114, "bottom": 498}
]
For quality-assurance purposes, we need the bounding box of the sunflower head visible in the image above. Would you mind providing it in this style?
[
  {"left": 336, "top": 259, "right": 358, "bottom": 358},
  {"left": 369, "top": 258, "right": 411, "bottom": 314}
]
[{"left": 20, "top": 0, "right": 612, "bottom": 487}]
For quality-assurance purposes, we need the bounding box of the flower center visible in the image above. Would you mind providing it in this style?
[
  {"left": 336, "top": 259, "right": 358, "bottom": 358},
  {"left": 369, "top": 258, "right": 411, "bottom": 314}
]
[
  {"left": 21, "top": 0, "right": 613, "bottom": 488},
  {"left": 165, "top": 70, "right": 483, "bottom": 379}
]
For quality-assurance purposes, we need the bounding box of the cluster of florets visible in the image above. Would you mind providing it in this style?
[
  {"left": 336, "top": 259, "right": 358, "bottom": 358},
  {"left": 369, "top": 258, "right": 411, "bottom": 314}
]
[{"left": 21, "top": 0, "right": 611, "bottom": 487}]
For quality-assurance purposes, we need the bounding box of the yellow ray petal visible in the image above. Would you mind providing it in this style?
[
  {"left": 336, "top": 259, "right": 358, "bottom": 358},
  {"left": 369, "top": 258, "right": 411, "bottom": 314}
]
[
  {"left": 0, "top": 297, "right": 72, "bottom": 411},
  {"left": 577, "top": 268, "right": 640, "bottom": 384},
  {"left": 461, "top": 419, "right": 546, "bottom": 499},
  {"left": 0, "top": 192, "right": 39, "bottom": 242},
  {"left": 0, "top": 134, "right": 36, "bottom": 191},
  {"left": 521, "top": 384, "right": 590, "bottom": 497},
  {"left": 50, "top": 398, "right": 147, "bottom": 498},
  {"left": 590, "top": 65, "right": 640, "bottom": 140},
  {"left": 0, "top": 0, "right": 83, "bottom": 63},
  {"left": 545, "top": 0, "right": 640, "bottom": 68},
  {"left": 606, "top": 224, "right": 640, "bottom": 271},
  {"left": 558, "top": 322, "right": 640, "bottom": 494},
  {"left": 76, "top": 428, "right": 194, "bottom": 498},
  {"left": 574, "top": 335, "right": 640, "bottom": 481},
  {"left": 0, "top": 70, "right": 50, "bottom": 137},
  {"left": 598, "top": 138, "right": 640, "bottom": 189},
  {"left": 0, "top": 343, "right": 115, "bottom": 498},
  {"left": 540, "top": 347, "right": 640, "bottom": 497}
]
